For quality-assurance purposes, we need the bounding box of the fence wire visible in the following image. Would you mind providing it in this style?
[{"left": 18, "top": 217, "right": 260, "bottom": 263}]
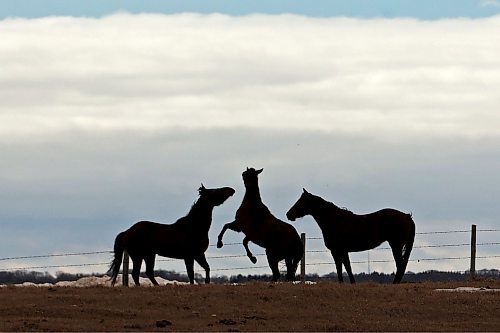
[{"left": 0, "top": 228, "right": 498, "bottom": 273}]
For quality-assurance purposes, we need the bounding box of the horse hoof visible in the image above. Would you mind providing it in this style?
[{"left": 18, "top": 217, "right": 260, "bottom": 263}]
[
  {"left": 250, "top": 257, "right": 257, "bottom": 264},
  {"left": 217, "top": 241, "right": 223, "bottom": 248}
]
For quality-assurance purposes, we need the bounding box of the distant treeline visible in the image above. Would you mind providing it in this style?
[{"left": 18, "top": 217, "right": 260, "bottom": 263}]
[
  {"left": 226, "top": 269, "right": 500, "bottom": 284},
  {"left": 1, "top": 269, "right": 499, "bottom": 285}
]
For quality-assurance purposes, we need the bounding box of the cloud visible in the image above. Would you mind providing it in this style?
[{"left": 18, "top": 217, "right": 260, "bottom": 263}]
[
  {"left": 1, "top": 13, "right": 499, "bottom": 274},
  {"left": 481, "top": 0, "right": 500, "bottom": 7},
  {"left": 1, "top": 14, "right": 500, "bottom": 140}
]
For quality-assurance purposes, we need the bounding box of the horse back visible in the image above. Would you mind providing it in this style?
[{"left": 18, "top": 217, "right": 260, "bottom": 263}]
[
  {"left": 324, "top": 208, "right": 414, "bottom": 252},
  {"left": 123, "top": 221, "right": 169, "bottom": 247},
  {"left": 123, "top": 220, "right": 205, "bottom": 258},
  {"left": 125, "top": 221, "right": 164, "bottom": 237},
  {"left": 370, "top": 208, "right": 414, "bottom": 233}
]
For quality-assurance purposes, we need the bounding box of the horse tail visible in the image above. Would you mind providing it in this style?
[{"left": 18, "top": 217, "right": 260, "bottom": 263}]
[
  {"left": 402, "top": 214, "right": 416, "bottom": 266},
  {"left": 108, "top": 231, "right": 126, "bottom": 286}
]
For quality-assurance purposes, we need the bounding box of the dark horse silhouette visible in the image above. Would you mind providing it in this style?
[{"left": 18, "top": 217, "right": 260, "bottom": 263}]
[
  {"left": 286, "top": 189, "right": 415, "bottom": 284},
  {"left": 217, "top": 168, "right": 303, "bottom": 281},
  {"left": 109, "top": 185, "right": 235, "bottom": 286}
]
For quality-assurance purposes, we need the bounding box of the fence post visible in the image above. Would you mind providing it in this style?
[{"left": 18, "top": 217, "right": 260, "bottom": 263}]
[
  {"left": 122, "top": 251, "right": 129, "bottom": 287},
  {"left": 300, "top": 233, "right": 306, "bottom": 282},
  {"left": 470, "top": 224, "right": 476, "bottom": 280}
]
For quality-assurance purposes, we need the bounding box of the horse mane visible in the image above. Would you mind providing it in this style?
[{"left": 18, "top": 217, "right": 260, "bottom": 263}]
[
  {"left": 187, "top": 200, "right": 198, "bottom": 215},
  {"left": 313, "top": 194, "right": 354, "bottom": 216},
  {"left": 175, "top": 188, "right": 205, "bottom": 220},
  {"left": 339, "top": 205, "right": 354, "bottom": 214},
  {"left": 186, "top": 195, "right": 205, "bottom": 217},
  {"left": 175, "top": 195, "right": 214, "bottom": 227},
  {"left": 327, "top": 201, "right": 353, "bottom": 215}
]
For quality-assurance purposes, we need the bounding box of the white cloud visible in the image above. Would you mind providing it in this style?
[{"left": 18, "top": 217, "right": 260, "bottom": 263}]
[
  {"left": 481, "top": 0, "right": 500, "bottom": 7},
  {"left": 1, "top": 14, "right": 499, "bottom": 140}
]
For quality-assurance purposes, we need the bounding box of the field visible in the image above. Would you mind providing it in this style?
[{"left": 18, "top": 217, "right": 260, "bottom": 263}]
[{"left": 0, "top": 280, "right": 499, "bottom": 332}]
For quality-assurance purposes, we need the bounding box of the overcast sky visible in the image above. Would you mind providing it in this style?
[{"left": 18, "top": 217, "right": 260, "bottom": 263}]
[{"left": 1, "top": 2, "right": 499, "bottom": 277}]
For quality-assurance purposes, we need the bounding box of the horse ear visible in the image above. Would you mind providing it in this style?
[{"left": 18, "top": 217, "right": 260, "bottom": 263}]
[
  {"left": 246, "top": 167, "right": 249, "bottom": 171},
  {"left": 303, "top": 188, "right": 309, "bottom": 194},
  {"left": 256, "top": 168, "right": 263, "bottom": 174},
  {"left": 198, "top": 183, "right": 206, "bottom": 194},
  {"left": 200, "top": 183, "right": 206, "bottom": 190}
]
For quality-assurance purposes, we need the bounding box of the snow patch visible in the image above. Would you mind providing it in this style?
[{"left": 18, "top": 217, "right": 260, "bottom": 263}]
[
  {"left": 435, "top": 287, "right": 500, "bottom": 293},
  {"left": 0, "top": 275, "right": 188, "bottom": 287},
  {"left": 293, "top": 280, "right": 317, "bottom": 285}
]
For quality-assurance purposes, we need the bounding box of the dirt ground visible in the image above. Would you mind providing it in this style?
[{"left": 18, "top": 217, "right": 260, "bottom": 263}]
[{"left": 0, "top": 280, "right": 499, "bottom": 332}]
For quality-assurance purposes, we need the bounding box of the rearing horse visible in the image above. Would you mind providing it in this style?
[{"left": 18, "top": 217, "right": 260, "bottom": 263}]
[
  {"left": 217, "top": 168, "right": 303, "bottom": 281},
  {"left": 287, "top": 189, "right": 415, "bottom": 284},
  {"left": 109, "top": 185, "right": 235, "bottom": 286}
]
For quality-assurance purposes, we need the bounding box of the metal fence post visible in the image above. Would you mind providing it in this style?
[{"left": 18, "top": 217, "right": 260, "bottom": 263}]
[
  {"left": 300, "top": 233, "right": 306, "bottom": 282},
  {"left": 470, "top": 224, "right": 476, "bottom": 280},
  {"left": 122, "top": 251, "right": 129, "bottom": 287}
]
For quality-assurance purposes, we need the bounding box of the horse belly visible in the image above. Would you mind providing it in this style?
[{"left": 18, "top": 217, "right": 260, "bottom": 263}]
[
  {"left": 156, "top": 236, "right": 208, "bottom": 259},
  {"left": 156, "top": 245, "right": 185, "bottom": 259},
  {"left": 334, "top": 215, "right": 408, "bottom": 252},
  {"left": 345, "top": 239, "right": 384, "bottom": 252},
  {"left": 325, "top": 229, "right": 384, "bottom": 253}
]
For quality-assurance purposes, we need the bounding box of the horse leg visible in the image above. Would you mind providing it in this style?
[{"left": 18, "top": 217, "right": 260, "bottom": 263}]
[
  {"left": 342, "top": 253, "right": 355, "bottom": 284},
  {"left": 243, "top": 236, "right": 257, "bottom": 264},
  {"left": 194, "top": 254, "right": 211, "bottom": 284},
  {"left": 331, "top": 251, "right": 344, "bottom": 283},
  {"left": 184, "top": 257, "right": 195, "bottom": 284},
  {"left": 266, "top": 251, "right": 280, "bottom": 282},
  {"left": 393, "top": 225, "right": 415, "bottom": 284},
  {"left": 130, "top": 255, "right": 143, "bottom": 286},
  {"left": 144, "top": 254, "right": 159, "bottom": 286},
  {"left": 217, "top": 220, "right": 238, "bottom": 248},
  {"left": 289, "top": 244, "right": 303, "bottom": 282},
  {"left": 389, "top": 241, "right": 405, "bottom": 284},
  {"left": 285, "top": 257, "right": 295, "bottom": 281}
]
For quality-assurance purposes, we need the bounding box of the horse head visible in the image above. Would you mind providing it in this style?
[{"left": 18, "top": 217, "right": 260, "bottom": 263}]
[
  {"left": 242, "top": 167, "right": 263, "bottom": 186},
  {"left": 286, "top": 188, "right": 312, "bottom": 221},
  {"left": 198, "top": 184, "right": 235, "bottom": 206}
]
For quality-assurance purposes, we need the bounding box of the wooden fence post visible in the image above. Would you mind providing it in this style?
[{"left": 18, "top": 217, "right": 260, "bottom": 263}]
[
  {"left": 470, "top": 224, "right": 476, "bottom": 280},
  {"left": 300, "top": 233, "right": 306, "bottom": 282},
  {"left": 122, "top": 251, "right": 129, "bottom": 287}
]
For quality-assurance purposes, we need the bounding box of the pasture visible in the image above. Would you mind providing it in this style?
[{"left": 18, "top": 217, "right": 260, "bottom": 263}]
[{"left": 1, "top": 280, "right": 499, "bottom": 331}]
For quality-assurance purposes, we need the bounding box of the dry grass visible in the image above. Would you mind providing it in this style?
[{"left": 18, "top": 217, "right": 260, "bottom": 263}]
[{"left": 0, "top": 280, "right": 499, "bottom": 331}]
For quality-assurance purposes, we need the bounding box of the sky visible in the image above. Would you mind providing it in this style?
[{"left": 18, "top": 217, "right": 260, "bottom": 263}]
[
  {"left": 1, "top": 0, "right": 500, "bottom": 20},
  {"left": 0, "top": 1, "right": 499, "bottom": 278}
]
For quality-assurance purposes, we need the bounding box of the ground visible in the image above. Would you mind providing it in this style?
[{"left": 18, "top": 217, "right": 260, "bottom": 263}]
[{"left": 0, "top": 280, "right": 499, "bottom": 331}]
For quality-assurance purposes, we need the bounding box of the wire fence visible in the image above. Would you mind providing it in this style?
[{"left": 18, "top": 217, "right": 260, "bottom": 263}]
[{"left": 0, "top": 227, "right": 499, "bottom": 276}]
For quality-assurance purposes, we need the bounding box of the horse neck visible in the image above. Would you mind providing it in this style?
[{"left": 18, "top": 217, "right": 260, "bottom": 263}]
[
  {"left": 186, "top": 197, "right": 214, "bottom": 230},
  {"left": 308, "top": 197, "right": 341, "bottom": 227},
  {"left": 243, "top": 182, "right": 262, "bottom": 203}
]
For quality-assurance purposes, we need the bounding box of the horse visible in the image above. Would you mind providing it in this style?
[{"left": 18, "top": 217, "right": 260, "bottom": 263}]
[
  {"left": 217, "top": 168, "right": 303, "bottom": 281},
  {"left": 109, "top": 185, "right": 235, "bottom": 286},
  {"left": 286, "top": 189, "right": 415, "bottom": 284}
]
